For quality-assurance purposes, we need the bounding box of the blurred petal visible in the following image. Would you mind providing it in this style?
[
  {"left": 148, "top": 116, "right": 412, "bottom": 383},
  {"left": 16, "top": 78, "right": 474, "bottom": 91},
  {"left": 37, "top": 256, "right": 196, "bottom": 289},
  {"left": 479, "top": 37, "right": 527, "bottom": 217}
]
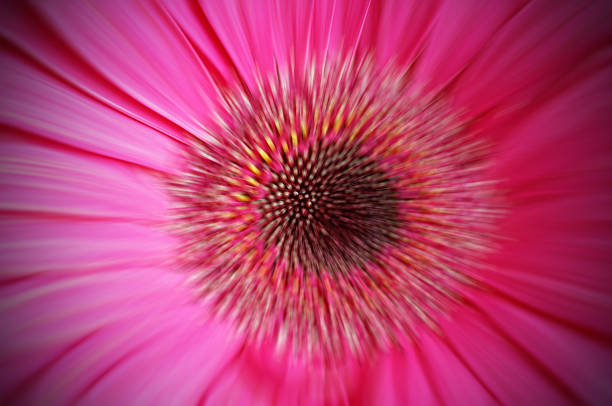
[
  {"left": 0, "top": 137, "right": 171, "bottom": 220},
  {"left": 0, "top": 54, "right": 180, "bottom": 170},
  {"left": 26, "top": 0, "right": 226, "bottom": 135}
]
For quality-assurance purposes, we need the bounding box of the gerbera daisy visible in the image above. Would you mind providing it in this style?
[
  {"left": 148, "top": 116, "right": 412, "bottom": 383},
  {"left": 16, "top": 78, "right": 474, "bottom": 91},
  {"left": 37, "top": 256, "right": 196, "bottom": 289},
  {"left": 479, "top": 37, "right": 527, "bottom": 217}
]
[{"left": 1, "top": 0, "right": 611, "bottom": 405}]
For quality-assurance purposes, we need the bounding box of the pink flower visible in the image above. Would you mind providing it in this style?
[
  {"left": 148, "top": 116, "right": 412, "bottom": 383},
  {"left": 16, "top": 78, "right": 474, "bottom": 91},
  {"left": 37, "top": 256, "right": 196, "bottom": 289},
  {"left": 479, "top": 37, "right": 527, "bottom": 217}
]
[{"left": 1, "top": 0, "right": 611, "bottom": 405}]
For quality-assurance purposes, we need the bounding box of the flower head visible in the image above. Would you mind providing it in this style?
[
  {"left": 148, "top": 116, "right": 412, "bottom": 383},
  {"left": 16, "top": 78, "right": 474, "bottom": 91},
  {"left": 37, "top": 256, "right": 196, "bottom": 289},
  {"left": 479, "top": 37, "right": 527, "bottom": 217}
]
[{"left": 1, "top": 1, "right": 612, "bottom": 405}]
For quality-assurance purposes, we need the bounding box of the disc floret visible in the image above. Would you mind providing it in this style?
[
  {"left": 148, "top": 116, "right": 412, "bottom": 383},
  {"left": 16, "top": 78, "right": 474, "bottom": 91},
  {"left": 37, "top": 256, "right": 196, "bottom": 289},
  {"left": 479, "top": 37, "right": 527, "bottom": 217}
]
[{"left": 170, "top": 55, "right": 499, "bottom": 363}]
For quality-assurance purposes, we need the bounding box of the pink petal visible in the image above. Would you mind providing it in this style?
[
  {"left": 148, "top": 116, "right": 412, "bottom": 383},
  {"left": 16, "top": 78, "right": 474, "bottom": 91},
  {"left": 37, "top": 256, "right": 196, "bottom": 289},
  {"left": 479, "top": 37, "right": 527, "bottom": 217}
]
[
  {"left": 158, "top": 0, "right": 243, "bottom": 86},
  {"left": 1, "top": 272, "right": 240, "bottom": 405},
  {"left": 197, "top": 0, "right": 292, "bottom": 81},
  {"left": 28, "top": 0, "right": 225, "bottom": 136},
  {"left": 0, "top": 137, "right": 171, "bottom": 220},
  {"left": 473, "top": 292, "right": 612, "bottom": 405},
  {"left": 0, "top": 55, "right": 180, "bottom": 171},
  {"left": 440, "top": 305, "right": 571, "bottom": 405},
  {"left": 0, "top": 219, "right": 174, "bottom": 280},
  {"left": 198, "top": 0, "right": 329, "bottom": 86},
  {"left": 0, "top": 2, "right": 189, "bottom": 145},
  {"left": 477, "top": 64, "right": 612, "bottom": 338},
  {"left": 414, "top": 0, "right": 528, "bottom": 92},
  {"left": 453, "top": 1, "right": 612, "bottom": 134},
  {"left": 364, "top": 0, "right": 441, "bottom": 67}
]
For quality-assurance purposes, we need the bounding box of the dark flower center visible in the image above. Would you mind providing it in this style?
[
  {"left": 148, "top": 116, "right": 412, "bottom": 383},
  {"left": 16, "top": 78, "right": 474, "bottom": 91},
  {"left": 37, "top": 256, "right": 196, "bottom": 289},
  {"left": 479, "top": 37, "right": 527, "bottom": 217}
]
[
  {"left": 169, "top": 54, "right": 500, "bottom": 363},
  {"left": 259, "top": 139, "right": 400, "bottom": 273}
]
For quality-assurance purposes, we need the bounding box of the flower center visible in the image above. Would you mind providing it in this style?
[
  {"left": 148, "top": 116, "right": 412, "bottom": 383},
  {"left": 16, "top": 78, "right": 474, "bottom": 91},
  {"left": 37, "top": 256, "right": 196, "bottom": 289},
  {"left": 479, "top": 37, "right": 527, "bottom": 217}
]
[
  {"left": 169, "top": 54, "right": 500, "bottom": 363},
  {"left": 259, "top": 140, "right": 400, "bottom": 273}
]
